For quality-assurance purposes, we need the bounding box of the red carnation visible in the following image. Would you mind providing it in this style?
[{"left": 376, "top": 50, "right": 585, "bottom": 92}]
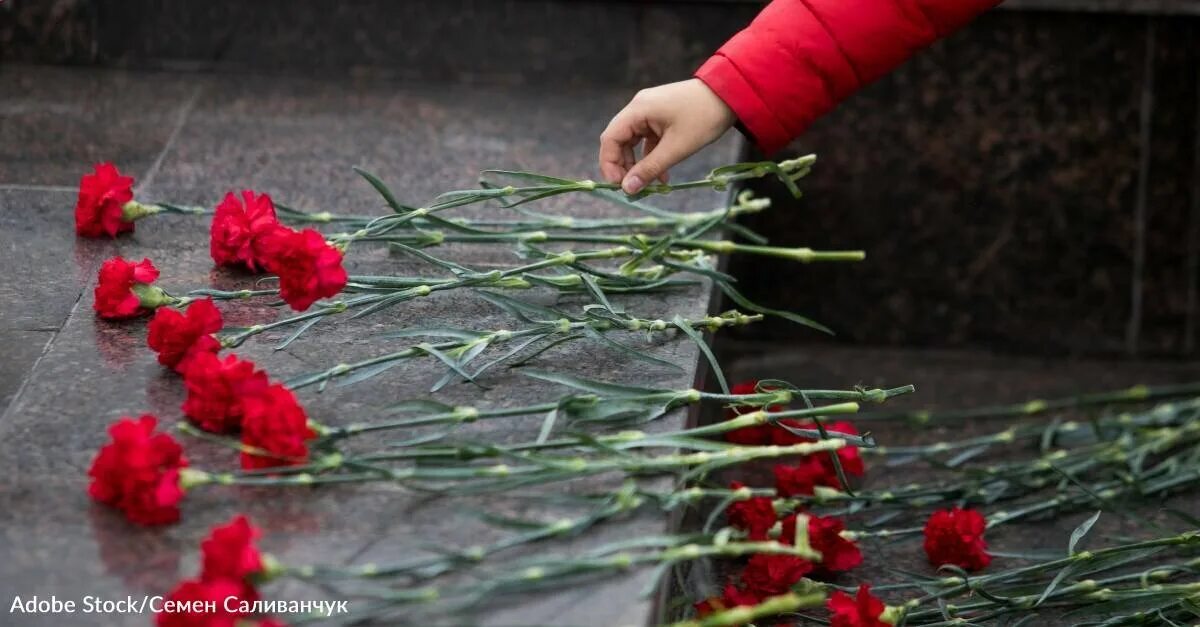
[
  {"left": 771, "top": 419, "right": 866, "bottom": 478},
  {"left": 923, "top": 507, "right": 991, "bottom": 571},
  {"left": 147, "top": 299, "right": 224, "bottom": 374},
  {"left": 156, "top": 578, "right": 249, "bottom": 627},
  {"left": 201, "top": 515, "right": 264, "bottom": 581},
  {"left": 210, "top": 190, "right": 280, "bottom": 271},
  {"left": 725, "top": 481, "right": 777, "bottom": 540},
  {"left": 256, "top": 226, "right": 347, "bottom": 311},
  {"left": 75, "top": 162, "right": 134, "bottom": 238},
  {"left": 723, "top": 380, "right": 783, "bottom": 445},
  {"left": 94, "top": 257, "right": 167, "bottom": 319},
  {"left": 773, "top": 457, "right": 829, "bottom": 497},
  {"left": 782, "top": 513, "right": 862, "bottom": 573},
  {"left": 742, "top": 552, "right": 812, "bottom": 598},
  {"left": 87, "top": 415, "right": 188, "bottom": 526},
  {"left": 828, "top": 585, "right": 891, "bottom": 627},
  {"left": 182, "top": 353, "right": 270, "bottom": 433},
  {"left": 240, "top": 384, "right": 316, "bottom": 470}
]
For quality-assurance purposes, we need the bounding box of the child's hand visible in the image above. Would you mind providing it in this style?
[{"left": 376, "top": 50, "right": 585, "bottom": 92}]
[{"left": 599, "top": 79, "right": 735, "bottom": 195}]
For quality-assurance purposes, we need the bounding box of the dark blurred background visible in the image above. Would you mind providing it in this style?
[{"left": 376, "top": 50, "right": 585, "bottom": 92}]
[{"left": 4, "top": 0, "right": 1198, "bottom": 360}]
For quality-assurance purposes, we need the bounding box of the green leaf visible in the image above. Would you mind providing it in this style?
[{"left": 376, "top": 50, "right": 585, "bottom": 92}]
[
  {"left": 1069, "top": 511, "right": 1102, "bottom": 556},
  {"left": 508, "top": 333, "right": 584, "bottom": 367},
  {"left": 580, "top": 274, "right": 623, "bottom": 315},
  {"left": 718, "top": 281, "right": 833, "bottom": 334},
  {"left": 468, "top": 333, "right": 549, "bottom": 379},
  {"left": 274, "top": 316, "right": 323, "bottom": 350},
  {"left": 476, "top": 290, "right": 574, "bottom": 323},
  {"left": 537, "top": 408, "right": 559, "bottom": 444},
  {"left": 334, "top": 361, "right": 403, "bottom": 387},
  {"left": 521, "top": 369, "right": 662, "bottom": 396},
  {"left": 418, "top": 343, "right": 485, "bottom": 388},
  {"left": 581, "top": 326, "right": 684, "bottom": 373},
  {"left": 353, "top": 166, "right": 416, "bottom": 213},
  {"left": 1035, "top": 562, "right": 1078, "bottom": 606},
  {"left": 671, "top": 315, "right": 728, "bottom": 395}
]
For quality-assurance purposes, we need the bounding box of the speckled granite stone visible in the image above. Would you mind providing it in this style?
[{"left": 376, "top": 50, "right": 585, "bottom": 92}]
[{"left": 0, "top": 65, "right": 740, "bottom": 626}]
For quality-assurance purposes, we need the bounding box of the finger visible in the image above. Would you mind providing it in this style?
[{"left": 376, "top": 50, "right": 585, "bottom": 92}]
[
  {"left": 642, "top": 134, "right": 669, "bottom": 184},
  {"left": 599, "top": 111, "right": 637, "bottom": 184},
  {"left": 623, "top": 132, "right": 693, "bottom": 195}
]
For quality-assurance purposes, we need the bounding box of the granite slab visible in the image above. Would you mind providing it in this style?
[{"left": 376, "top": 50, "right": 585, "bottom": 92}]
[{"left": 0, "top": 65, "right": 741, "bottom": 626}]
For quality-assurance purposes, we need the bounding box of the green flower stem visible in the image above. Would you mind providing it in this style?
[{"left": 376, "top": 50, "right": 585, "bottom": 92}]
[
  {"left": 286, "top": 483, "right": 649, "bottom": 581},
  {"left": 337, "top": 157, "right": 815, "bottom": 246},
  {"left": 906, "top": 533, "right": 1200, "bottom": 609},
  {"left": 124, "top": 201, "right": 209, "bottom": 221},
  {"left": 857, "top": 382, "right": 1200, "bottom": 427},
  {"left": 296, "top": 194, "right": 770, "bottom": 233},
  {"left": 176, "top": 288, "right": 281, "bottom": 308},
  {"left": 774, "top": 424, "right": 1200, "bottom": 524},
  {"left": 337, "top": 403, "right": 864, "bottom": 466},
  {"left": 864, "top": 398, "right": 1199, "bottom": 456},
  {"left": 669, "top": 588, "right": 828, "bottom": 627},
  {"left": 349, "top": 230, "right": 863, "bottom": 264},
  {"left": 216, "top": 246, "right": 683, "bottom": 348},
  {"left": 317, "top": 537, "right": 823, "bottom": 622},
  {"left": 283, "top": 310, "right": 762, "bottom": 391},
  {"left": 185, "top": 439, "right": 847, "bottom": 494},
  {"left": 903, "top": 572, "right": 1200, "bottom": 624},
  {"left": 323, "top": 384, "right": 908, "bottom": 442}
]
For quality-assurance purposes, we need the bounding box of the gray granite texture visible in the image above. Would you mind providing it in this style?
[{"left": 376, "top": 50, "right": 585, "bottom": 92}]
[{"left": 0, "top": 65, "right": 742, "bottom": 626}]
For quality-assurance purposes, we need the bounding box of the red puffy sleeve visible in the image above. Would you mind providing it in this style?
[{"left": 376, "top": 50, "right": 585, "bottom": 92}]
[{"left": 695, "top": 0, "right": 1000, "bottom": 154}]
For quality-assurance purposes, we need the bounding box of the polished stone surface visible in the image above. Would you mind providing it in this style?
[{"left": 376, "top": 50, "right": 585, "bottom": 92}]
[{"left": 0, "top": 65, "right": 740, "bottom": 625}]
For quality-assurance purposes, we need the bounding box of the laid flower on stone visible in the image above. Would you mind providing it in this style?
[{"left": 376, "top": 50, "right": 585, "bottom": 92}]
[
  {"left": 210, "top": 190, "right": 281, "bottom": 271},
  {"left": 725, "top": 480, "right": 777, "bottom": 541},
  {"left": 75, "top": 163, "right": 135, "bottom": 238},
  {"left": 201, "top": 515, "right": 265, "bottom": 601},
  {"left": 256, "top": 225, "right": 348, "bottom": 311},
  {"left": 94, "top": 256, "right": 172, "bottom": 319},
  {"left": 741, "top": 552, "right": 812, "bottom": 598},
  {"left": 782, "top": 513, "right": 862, "bottom": 574},
  {"left": 147, "top": 298, "right": 224, "bottom": 374},
  {"left": 828, "top": 584, "right": 893, "bottom": 627},
  {"left": 87, "top": 414, "right": 188, "bottom": 526},
  {"left": 182, "top": 353, "right": 270, "bottom": 433},
  {"left": 240, "top": 384, "right": 317, "bottom": 470},
  {"left": 923, "top": 507, "right": 992, "bottom": 571},
  {"left": 723, "top": 380, "right": 782, "bottom": 445}
]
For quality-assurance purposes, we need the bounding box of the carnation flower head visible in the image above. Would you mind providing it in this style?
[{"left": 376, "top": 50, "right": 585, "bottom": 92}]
[
  {"left": 147, "top": 298, "right": 223, "bottom": 374},
  {"left": 182, "top": 353, "right": 270, "bottom": 433},
  {"left": 94, "top": 257, "right": 165, "bottom": 319},
  {"left": 87, "top": 415, "right": 188, "bottom": 526},
  {"left": 923, "top": 507, "right": 991, "bottom": 571},
  {"left": 75, "top": 162, "right": 135, "bottom": 238},
  {"left": 210, "top": 190, "right": 280, "bottom": 271}
]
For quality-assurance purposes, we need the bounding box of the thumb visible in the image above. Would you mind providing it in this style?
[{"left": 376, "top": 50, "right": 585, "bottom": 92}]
[{"left": 622, "top": 132, "right": 693, "bottom": 195}]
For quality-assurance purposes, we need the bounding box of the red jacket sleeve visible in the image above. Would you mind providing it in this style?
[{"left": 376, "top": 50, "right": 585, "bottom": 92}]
[{"left": 695, "top": 0, "right": 999, "bottom": 154}]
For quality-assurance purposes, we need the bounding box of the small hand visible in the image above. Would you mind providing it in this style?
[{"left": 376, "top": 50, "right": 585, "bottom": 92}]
[{"left": 599, "top": 79, "right": 736, "bottom": 195}]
